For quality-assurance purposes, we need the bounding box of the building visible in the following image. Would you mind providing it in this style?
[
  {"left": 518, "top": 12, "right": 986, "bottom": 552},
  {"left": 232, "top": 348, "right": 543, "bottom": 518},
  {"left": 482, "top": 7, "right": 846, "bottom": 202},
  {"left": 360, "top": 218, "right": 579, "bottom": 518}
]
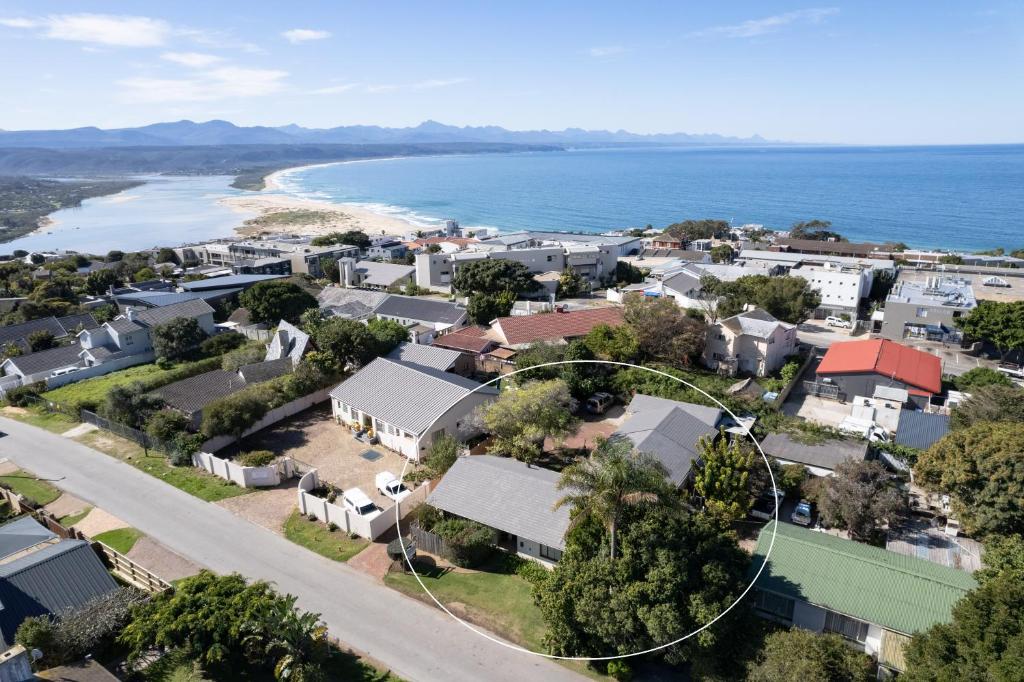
[
  {"left": 366, "top": 240, "right": 409, "bottom": 261},
  {"left": 610, "top": 393, "right": 724, "bottom": 486},
  {"left": 704, "top": 308, "right": 797, "bottom": 377},
  {"left": 893, "top": 410, "right": 951, "bottom": 451},
  {"left": 181, "top": 238, "right": 360, "bottom": 277},
  {"left": 749, "top": 521, "right": 976, "bottom": 674},
  {"left": 880, "top": 278, "right": 976, "bottom": 341},
  {"left": 264, "top": 320, "right": 312, "bottom": 366},
  {"left": 814, "top": 339, "right": 943, "bottom": 408},
  {"left": 0, "top": 314, "right": 98, "bottom": 354},
  {"left": 338, "top": 258, "right": 415, "bottom": 291},
  {"left": 179, "top": 273, "right": 286, "bottom": 294},
  {"left": 487, "top": 307, "right": 625, "bottom": 349},
  {"left": 0, "top": 343, "right": 87, "bottom": 385},
  {"left": 371, "top": 295, "right": 468, "bottom": 337},
  {"left": 658, "top": 262, "right": 773, "bottom": 310},
  {"left": 758, "top": 433, "right": 869, "bottom": 477},
  {"left": 771, "top": 238, "right": 888, "bottom": 259},
  {"left": 0, "top": 517, "right": 119, "bottom": 649},
  {"left": 329, "top": 345, "right": 498, "bottom": 460},
  {"left": 427, "top": 455, "right": 570, "bottom": 565},
  {"left": 317, "top": 287, "right": 389, "bottom": 320}
]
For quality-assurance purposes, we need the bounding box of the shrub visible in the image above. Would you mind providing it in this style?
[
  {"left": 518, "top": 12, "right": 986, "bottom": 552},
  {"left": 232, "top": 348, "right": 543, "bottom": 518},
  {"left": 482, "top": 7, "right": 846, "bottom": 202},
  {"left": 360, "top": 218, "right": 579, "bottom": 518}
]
[
  {"left": 433, "top": 519, "right": 496, "bottom": 568},
  {"left": 155, "top": 356, "right": 174, "bottom": 370},
  {"left": 221, "top": 344, "right": 266, "bottom": 372},
  {"left": 512, "top": 556, "right": 550, "bottom": 586},
  {"left": 4, "top": 382, "right": 43, "bottom": 407},
  {"left": 327, "top": 522, "right": 339, "bottom": 532},
  {"left": 200, "top": 332, "right": 246, "bottom": 357},
  {"left": 237, "top": 450, "right": 276, "bottom": 467},
  {"left": 606, "top": 660, "right": 633, "bottom": 681},
  {"left": 145, "top": 410, "right": 189, "bottom": 444},
  {"left": 15, "top": 615, "right": 57, "bottom": 663}
]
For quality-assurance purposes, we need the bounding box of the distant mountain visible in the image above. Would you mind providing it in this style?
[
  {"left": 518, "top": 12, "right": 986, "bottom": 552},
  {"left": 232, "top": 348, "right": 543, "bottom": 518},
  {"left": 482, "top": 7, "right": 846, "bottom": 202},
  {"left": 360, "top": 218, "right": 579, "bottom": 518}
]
[{"left": 0, "top": 119, "right": 773, "bottom": 149}]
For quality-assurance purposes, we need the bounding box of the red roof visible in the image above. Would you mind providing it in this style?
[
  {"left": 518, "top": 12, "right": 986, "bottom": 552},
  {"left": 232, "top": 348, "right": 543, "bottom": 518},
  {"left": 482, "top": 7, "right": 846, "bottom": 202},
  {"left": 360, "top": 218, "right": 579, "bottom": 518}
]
[
  {"left": 816, "top": 339, "right": 942, "bottom": 395},
  {"left": 492, "top": 307, "right": 625, "bottom": 347},
  {"left": 432, "top": 326, "right": 494, "bottom": 354}
]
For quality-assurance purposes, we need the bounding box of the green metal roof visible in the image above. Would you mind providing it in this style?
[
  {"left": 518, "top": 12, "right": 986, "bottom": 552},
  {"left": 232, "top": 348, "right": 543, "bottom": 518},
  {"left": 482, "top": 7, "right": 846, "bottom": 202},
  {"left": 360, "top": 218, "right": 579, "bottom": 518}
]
[{"left": 750, "top": 522, "right": 976, "bottom": 635}]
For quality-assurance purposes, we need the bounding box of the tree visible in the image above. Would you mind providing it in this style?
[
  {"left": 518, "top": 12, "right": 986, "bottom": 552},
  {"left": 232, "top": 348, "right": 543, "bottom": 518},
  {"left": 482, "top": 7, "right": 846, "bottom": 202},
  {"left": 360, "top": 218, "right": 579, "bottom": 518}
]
[
  {"left": 938, "top": 254, "right": 964, "bottom": 265},
  {"left": 452, "top": 259, "right": 540, "bottom": 296},
  {"left": 152, "top": 317, "right": 207, "bottom": 360},
  {"left": 716, "top": 275, "right": 822, "bottom": 324},
  {"left": 202, "top": 390, "right": 270, "bottom": 438},
  {"left": 367, "top": 318, "right": 409, "bottom": 353},
  {"left": 693, "top": 434, "right": 755, "bottom": 521},
  {"left": 106, "top": 250, "right": 124, "bottom": 262},
  {"left": 478, "top": 379, "right": 578, "bottom": 464},
  {"left": 663, "top": 219, "right": 731, "bottom": 242},
  {"left": 903, "top": 570, "right": 1024, "bottom": 681},
  {"left": 244, "top": 594, "right": 328, "bottom": 682},
  {"left": 133, "top": 267, "right": 156, "bottom": 282},
  {"left": 423, "top": 433, "right": 460, "bottom": 479},
  {"left": 310, "top": 318, "right": 379, "bottom": 370},
  {"left": 145, "top": 410, "right": 189, "bottom": 444},
  {"left": 583, "top": 323, "right": 640, "bottom": 363},
  {"left": 956, "top": 300, "right": 1024, "bottom": 361},
  {"left": 622, "top": 293, "right": 706, "bottom": 365},
  {"left": 556, "top": 268, "right": 587, "bottom": 298},
  {"left": 976, "top": 533, "right": 1024, "bottom": 584},
  {"left": 951, "top": 366, "right": 1012, "bottom": 392},
  {"left": 555, "top": 437, "right": 673, "bottom": 560},
  {"left": 513, "top": 341, "right": 565, "bottom": 382},
  {"left": 240, "top": 280, "right": 317, "bottom": 325},
  {"left": 84, "top": 268, "right": 119, "bottom": 295},
  {"left": 26, "top": 329, "right": 57, "bottom": 352},
  {"left": 813, "top": 460, "right": 907, "bottom": 541},
  {"left": 790, "top": 219, "right": 845, "bottom": 242},
  {"left": 747, "top": 629, "right": 874, "bottom": 682},
  {"left": 156, "top": 247, "right": 180, "bottom": 264},
  {"left": 311, "top": 230, "right": 370, "bottom": 249},
  {"left": 914, "top": 421, "right": 1024, "bottom": 536},
  {"left": 613, "top": 261, "right": 646, "bottom": 286},
  {"left": 950, "top": 384, "right": 1024, "bottom": 429},
  {"left": 710, "top": 244, "right": 734, "bottom": 263},
  {"left": 200, "top": 331, "right": 246, "bottom": 356},
  {"left": 104, "top": 383, "right": 164, "bottom": 429},
  {"left": 559, "top": 340, "right": 606, "bottom": 399},
  {"left": 466, "top": 290, "right": 516, "bottom": 324}
]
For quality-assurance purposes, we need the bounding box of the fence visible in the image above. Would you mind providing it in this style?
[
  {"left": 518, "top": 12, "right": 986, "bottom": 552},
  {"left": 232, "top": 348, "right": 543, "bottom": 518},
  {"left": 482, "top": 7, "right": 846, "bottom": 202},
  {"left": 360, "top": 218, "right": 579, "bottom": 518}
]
[
  {"left": 201, "top": 387, "right": 333, "bottom": 453},
  {"left": 409, "top": 520, "right": 451, "bottom": 557},
  {"left": 80, "top": 410, "right": 172, "bottom": 454},
  {"left": 773, "top": 349, "right": 819, "bottom": 405},
  {"left": 803, "top": 380, "right": 844, "bottom": 401},
  {"left": 296, "top": 469, "right": 429, "bottom": 541},
  {"left": 191, "top": 450, "right": 294, "bottom": 488}
]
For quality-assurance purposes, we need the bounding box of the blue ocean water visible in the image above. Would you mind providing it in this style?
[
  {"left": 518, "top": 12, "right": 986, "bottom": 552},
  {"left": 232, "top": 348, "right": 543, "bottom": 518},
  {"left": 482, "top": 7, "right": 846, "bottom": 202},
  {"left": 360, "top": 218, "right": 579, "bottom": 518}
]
[{"left": 278, "top": 145, "right": 1024, "bottom": 251}]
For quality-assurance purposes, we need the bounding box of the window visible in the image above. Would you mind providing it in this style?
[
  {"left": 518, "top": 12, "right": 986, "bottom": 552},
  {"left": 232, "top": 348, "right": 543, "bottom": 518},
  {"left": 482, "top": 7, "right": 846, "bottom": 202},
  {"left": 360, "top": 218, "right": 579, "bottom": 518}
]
[
  {"left": 916, "top": 307, "right": 929, "bottom": 318},
  {"left": 539, "top": 544, "right": 562, "bottom": 561},
  {"left": 546, "top": 255, "right": 553, "bottom": 262},
  {"left": 824, "top": 611, "right": 869, "bottom": 642},
  {"left": 754, "top": 590, "right": 794, "bottom": 621}
]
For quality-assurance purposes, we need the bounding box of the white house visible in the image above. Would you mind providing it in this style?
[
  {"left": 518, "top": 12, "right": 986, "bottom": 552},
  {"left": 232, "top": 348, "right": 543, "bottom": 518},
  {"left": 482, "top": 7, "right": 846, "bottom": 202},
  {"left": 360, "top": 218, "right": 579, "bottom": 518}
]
[{"left": 703, "top": 308, "right": 797, "bottom": 377}]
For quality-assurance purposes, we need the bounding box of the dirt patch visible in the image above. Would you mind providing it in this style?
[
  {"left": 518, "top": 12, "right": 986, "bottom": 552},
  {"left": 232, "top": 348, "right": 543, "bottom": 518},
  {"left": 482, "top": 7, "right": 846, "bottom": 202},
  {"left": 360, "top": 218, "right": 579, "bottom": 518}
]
[
  {"left": 0, "top": 459, "right": 20, "bottom": 476},
  {"left": 216, "top": 484, "right": 298, "bottom": 533},
  {"left": 126, "top": 535, "right": 202, "bottom": 581},
  {"left": 44, "top": 493, "right": 88, "bottom": 518},
  {"left": 60, "top": 423, "right": 98, "bottom": 438},
  {"left": 74, "top": 508, "right": 130, "bottom": 537},
  {"left": 0, "top": 406, "right": 28, "bottom": 417}
]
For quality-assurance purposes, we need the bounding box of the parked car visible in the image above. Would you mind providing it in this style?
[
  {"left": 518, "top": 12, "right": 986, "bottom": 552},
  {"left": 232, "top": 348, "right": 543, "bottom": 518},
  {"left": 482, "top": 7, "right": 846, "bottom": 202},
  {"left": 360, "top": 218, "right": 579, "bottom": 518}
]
[
  {"left": 342, "top": 488, "right": 381, "bottom": 518},
  {"left": 749, "top": 490, "right": 783, "bottom": 521},
  {"left": 585, "top": 392, "right": 615, "bottom": 414},
  {"left": 791, "top": 499, "right": 814, "bottom": 526},
  {"left": 825, "top": 315, "right": 852, "bottom": 329},
  {"left": 376, "top": 471, "right": 412, "bottom": 502}
]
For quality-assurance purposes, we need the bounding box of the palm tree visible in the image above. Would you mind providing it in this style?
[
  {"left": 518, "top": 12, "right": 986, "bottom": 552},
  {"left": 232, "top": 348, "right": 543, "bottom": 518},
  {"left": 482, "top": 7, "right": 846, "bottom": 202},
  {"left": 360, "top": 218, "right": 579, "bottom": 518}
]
[
  {"left": 242, "top": 595, "right": 328, "bottom": 681},
  {"left": 554, "top": 437, "right": 672, "bottom": 560}
]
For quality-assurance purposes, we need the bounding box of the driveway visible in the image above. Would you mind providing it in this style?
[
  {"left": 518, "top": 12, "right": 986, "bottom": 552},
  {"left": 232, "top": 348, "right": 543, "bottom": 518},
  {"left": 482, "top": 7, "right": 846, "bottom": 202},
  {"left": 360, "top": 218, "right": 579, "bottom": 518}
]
[{"left": 0, "top": 416, "right": 581, "bottom": 682}]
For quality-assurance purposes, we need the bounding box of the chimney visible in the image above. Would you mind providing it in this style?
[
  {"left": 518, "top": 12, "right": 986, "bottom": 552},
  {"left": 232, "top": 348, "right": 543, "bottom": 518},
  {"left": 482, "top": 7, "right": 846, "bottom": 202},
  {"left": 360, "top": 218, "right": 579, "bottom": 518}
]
[{"left": 125, "top": 308, "right": 135, "bottom": 321}]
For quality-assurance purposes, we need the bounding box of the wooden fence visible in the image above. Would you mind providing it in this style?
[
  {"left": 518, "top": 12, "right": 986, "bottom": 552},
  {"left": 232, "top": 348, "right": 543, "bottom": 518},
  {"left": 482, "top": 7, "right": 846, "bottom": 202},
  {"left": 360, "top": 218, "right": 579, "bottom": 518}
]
[{"left": 409, "top": 521, "right": 451, "bottom": 558}]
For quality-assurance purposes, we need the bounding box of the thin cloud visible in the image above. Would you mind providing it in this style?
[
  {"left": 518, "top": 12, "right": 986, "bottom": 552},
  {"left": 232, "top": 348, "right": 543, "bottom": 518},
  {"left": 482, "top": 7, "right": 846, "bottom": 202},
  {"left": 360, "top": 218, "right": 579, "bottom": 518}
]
[
  {"left": 119, "top": 66, "right": 288, "bottom": 102},
  {"left": 367, "top": 78, "right": 469, "bottom": 93},
  {"left": 42, "top": 14, "right": 170, "bottom": 47},
  {"left": 309, "top": 83, "right": 360, "bottom": 95},
  {"left": 282, "top": 28, "right": 331, "bottom": 44},
  {"left": 161, "top": 51, "right": 223, "bottom": 68},
  {"left": 0, "top": 18, "right": 37, "bottom": 28},
  {"left": 588, "top": 45, "right": 626, "bottom": 57},
  {"left": 692, "top": 7, "right": 839, "bottom": 39}
]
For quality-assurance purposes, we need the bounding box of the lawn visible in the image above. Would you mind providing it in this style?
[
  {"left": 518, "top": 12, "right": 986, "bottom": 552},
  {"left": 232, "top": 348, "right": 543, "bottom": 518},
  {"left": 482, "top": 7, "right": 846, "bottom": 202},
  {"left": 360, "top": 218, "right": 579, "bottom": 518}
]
[
  {"left": 94, "top": 527, "right": 143, "bottom": 554},
  {"left": 0, "top": 406, "right": 78, "bottom": 434},
  {"left": 60, "top": 506, "right": 92, "bottom": 527},
  {"left": 384, "top": 558, "right": 547, "bottom": 652},
  {"left": 73, "top": 431, "right": 251, "bottom": 503},
  {"left": 283, "top": 510, "right": 369, "bottom": 562},
  {"left": 0, "top": 469, "right": 62, "bottom": 505}
]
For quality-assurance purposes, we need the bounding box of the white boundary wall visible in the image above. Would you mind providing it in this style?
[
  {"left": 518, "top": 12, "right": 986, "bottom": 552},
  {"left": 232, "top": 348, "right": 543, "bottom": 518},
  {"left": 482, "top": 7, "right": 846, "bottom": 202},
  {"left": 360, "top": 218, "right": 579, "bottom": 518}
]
[
  {"left": 296, "top": 469, "right": 428, "bottom": 540},
  {"left": 202, "top": 387, "right": 333, "bottom": 452},
  {"left": 192, "top": 451, "right": 293, "bottom": 488},
  {"left": 44, "top": 352, "right": 155, "bottom": 389}
]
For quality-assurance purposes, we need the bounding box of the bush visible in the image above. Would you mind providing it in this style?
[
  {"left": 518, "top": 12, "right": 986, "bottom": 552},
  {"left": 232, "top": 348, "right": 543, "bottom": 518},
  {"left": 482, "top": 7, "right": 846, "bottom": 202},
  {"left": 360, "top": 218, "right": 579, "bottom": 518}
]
[
  {"left": 4, "top": 382, "right": 43, "bottom": 407},
  {"left": 155, "top": 356, "right": 174, "bottom": 370},
  {"left": 15, "top": 615, "right": 57, "bottom": 663},
  {"left": 221, "top": 344, "right": 266, "bottom": 372},
  {"left": 327, "top": 522, "right": 339, "bottom": 532},
  {"left": 606, "top": 660, "right": 633, "bottom": 681},
  {"left": 237, "top": 450, "right": 276, "bottom": 467},
  {"left": 512, "top": 556, "right": 551, "bottom": 586},
  {"left": 145, "top": 410, "right": 189, "bottom": 444},
  {"left": 433, "top": 519, "right": 496, "bottom": 568},
  {"left": 200, "top": 332, "right": 246, "bottom": 357}
]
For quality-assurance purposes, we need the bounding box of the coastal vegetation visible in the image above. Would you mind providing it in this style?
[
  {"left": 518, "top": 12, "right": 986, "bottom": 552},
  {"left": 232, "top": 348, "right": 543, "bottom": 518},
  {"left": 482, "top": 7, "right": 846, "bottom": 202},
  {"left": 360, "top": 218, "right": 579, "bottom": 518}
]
[
  {"left": 0, "top": 176, "right": 143, "bottom": 243},
  {"left": 242, "top": 208, "right": 340, "bottom": 229},
  {"left": 789, "top": 219, "right": 846, "bottom": 241}
]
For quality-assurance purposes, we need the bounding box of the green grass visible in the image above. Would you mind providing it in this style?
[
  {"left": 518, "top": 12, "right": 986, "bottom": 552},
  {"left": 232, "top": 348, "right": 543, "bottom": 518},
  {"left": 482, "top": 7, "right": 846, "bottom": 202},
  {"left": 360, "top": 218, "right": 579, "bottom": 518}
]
[
  {"left": 94, "top": 527, "right": 143, "bottom": 554},
  {"left": 385, "top": 559, "right": 547, "bottom": 652},
  {"left": 60, "top": 506, "right": 93, "bottom": 528},
  {"left": 0, "top": 469, "right": 62, "bottom": 505},
  {"left": 1, "top": 406, "right": 78, "bottom": 434},
  {"left": 74, "top": 431, "right": 251, "bottom": 503},
  {"left": 283, "top": 510, "right": 369, "bottom": 562}
]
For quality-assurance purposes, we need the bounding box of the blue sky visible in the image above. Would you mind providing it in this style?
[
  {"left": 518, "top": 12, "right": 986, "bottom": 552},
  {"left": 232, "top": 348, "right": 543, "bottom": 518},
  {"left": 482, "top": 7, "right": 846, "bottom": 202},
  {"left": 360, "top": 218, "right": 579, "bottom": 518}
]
[{"left": 0, "top": 2, "right": 1021, "bottom": 144}]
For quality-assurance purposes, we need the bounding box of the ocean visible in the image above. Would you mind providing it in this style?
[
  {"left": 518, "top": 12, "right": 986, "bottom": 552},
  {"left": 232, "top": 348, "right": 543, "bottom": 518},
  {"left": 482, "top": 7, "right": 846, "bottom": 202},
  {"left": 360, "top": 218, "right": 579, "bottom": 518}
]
[{"left": 276, "top": 145, "right": 1024, "bottom": 252}]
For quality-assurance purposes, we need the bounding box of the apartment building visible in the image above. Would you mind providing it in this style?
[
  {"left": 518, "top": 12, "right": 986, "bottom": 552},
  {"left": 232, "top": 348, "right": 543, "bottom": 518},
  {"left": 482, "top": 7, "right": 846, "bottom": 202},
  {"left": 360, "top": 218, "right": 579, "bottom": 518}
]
[
  {"left": 880, "top": 278, "right": 976, "bottom": 341},
  {"left": 416, "top": 244, "right": 618, "bottom": 291},
  {"left": 179, "top": 238, "right": 360, "bottom": 278}
]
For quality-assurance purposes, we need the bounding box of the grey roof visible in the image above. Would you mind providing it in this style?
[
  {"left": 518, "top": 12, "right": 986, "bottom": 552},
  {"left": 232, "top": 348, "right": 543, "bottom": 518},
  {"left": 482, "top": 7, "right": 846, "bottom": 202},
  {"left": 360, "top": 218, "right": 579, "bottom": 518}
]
[
  {"left": 80, "top": 345, "right": 131, "bottom": 362},
  {"left": 265, "top": 320, "right": 311, "bottom": 364},
  {"left": 894, "top": 411, "right": 951, "bottom": 450},
  {"left": 0, "top": 515, "right": 57, "bottom": 560},
  {"left": 55, "top": 313, "right": 99, "bottom": 333},
  {"left": 238, "top": 357, "right": 292, "bottom": 384},
  {"left": 625, "top": 393, "right": 723, "bottom": 426},
  {"left": 427, "top": 455, "right": 571, "bottom": 550},
  {"left": 887, "top": 280, "right": 976, "bottom": 310},
  {"left": 374, "top": 295, "right": 467, "bottom": 325},
  {"left": 720, "top": 308, "right": 794, "bottom": 339},
  {"left": 131, "top": 299, "right": 215, "bottom": 327},
  {"left": 329, "top": 358, "right": 496, "bottom": 435},
  {"left": 353, "top": 261, "right": 415, "bottom": 287},
  {"left": 0, "top": 316, "right": 68, "bottom": 347},
  {"left": 114, "top": 290, "right": 239, "bottom": 307},
  {"left": 151, "top": 369, "right": 247, "bottom": 415},
  {"left": 661, "top": 269, "right": 700, "bottom": 296},
  {"left": 317, "top": 286, "right": 389, "bottom": 310},
  {"left": 4, "top": 343, "right": 83, "bottom": 376},
  {"left": 759, "top": 432, "right": 870, "bottom": 471},
  {"left": 179, "top": 273, "right": 285, "bottom": 291},
  {"left": 385, "top": 342, "right": 461, "bottom": 371},
  {"left": 0, "top": 519, "right": 117, "bottom": 643},
  {"left": 107, "top": 317, "right": 146, "bottom": 334}
]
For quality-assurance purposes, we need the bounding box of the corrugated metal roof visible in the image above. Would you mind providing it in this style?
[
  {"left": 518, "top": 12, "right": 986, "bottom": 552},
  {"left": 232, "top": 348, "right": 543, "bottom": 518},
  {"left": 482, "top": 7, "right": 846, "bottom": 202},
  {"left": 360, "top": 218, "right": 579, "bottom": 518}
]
[
  {"left": 132, "top": 299, "right": 215, "bottom": 327},
  {"left": 0, "top": 516, "right": 57, "bottom": 560},
  {"left": 329, "top": 358, "right": 496, "bottom": 435},
  {"left": 428, "top": 455, "right": 571, "bottom": 550},
  {"left": 894, "top": 411, "right": 951, "bottom": 450},
  {"left": 759, "top": 433, "right": 869, "bottom": 472},
  {"left": 385, "top": 342, "right": 461, "bottom": 372},
  {"left": 750, "top": 521, "right": 975, "bottom": 635},
  {"left": 179, "top": 274, "right": 285, "bottom": 291}
]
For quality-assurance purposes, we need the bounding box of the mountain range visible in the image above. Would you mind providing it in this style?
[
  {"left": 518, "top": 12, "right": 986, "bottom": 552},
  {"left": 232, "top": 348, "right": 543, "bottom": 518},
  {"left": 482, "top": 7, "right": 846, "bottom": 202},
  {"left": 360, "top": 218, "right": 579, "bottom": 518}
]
[{"left": 0, "top": 119, "right": 771, "bottom": 149}]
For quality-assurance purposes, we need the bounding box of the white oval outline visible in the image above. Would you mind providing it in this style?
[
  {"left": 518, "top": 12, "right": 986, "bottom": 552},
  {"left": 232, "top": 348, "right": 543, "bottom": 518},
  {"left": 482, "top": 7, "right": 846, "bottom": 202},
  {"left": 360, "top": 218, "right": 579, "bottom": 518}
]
[{"left": 395, "top": 359, "right": 778, "bottom": 661}]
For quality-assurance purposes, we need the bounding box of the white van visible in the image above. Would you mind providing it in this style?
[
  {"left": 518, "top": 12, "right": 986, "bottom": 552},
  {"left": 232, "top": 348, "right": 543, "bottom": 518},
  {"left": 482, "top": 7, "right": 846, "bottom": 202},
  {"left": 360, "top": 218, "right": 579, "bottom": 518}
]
[
  {"left": 342, "top": 488, "right": 381, "bottom": 518},
  {"left": 825, "top": 315, "right": 852, "bottom": 328}
]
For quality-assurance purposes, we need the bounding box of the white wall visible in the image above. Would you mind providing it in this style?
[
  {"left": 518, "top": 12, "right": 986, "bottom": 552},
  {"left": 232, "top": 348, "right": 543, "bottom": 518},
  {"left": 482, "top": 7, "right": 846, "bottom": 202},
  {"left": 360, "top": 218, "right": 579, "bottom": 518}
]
[
  {"left": 45, "top": 351, "right": 155, "bottom": 388},
  {"left": 296, "top": 468, "right": 428, "bottom": 540},
  {"left": 192, "top": 450, "right": 287, "bottom": 488}
]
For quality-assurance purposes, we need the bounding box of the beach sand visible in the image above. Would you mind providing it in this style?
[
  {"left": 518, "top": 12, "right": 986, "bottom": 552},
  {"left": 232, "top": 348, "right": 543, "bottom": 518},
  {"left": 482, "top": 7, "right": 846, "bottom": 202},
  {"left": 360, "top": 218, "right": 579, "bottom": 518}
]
[{"left": 220, "top": 163, "right": 418, "bottom": 239}]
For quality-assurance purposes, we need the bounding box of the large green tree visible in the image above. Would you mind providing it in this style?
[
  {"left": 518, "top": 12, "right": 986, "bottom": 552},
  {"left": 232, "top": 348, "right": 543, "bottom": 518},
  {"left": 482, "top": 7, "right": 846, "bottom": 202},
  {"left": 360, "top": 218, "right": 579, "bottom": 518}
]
[
  {"left": 366, "top": 317, "right": 409, "bottom": 353},
  {"left": 747, "top": 629, "right": 874, "bottom": 682},
  {"left": 716, "top": 275, "right": 822, "bottom": 324},
  {"left": 151, "top": 317, "right": 207, "bottom": 360},
  {"left": 479, "top": 378, "right": 578, "bottom": 464},
  {"left": 310, "top": 318, "right": 380, "bottom": 371},
  {"left": 240, "top": 280, "right": 317, "bottom": 325},
  {"left": 559, "top": 339, "right": 606, "bottom": 400},
  {"left": 103, "top": 383, "right": 164, "bottom": 429},
  {"left": 663, "top": 218, "right": 732, "bottom": 242},
  {"left": 951, "top": 384, "right": 1024, "bottom": 429},
  {"left": 310, "top": 230, "right": 370, "bottom": 250},
  {"left": 789, "top": 219, "right": 845, "bottom": 241},
  {"left": 622, "top": 293, "right": 706, "bottom": 366},
  {"left": 814, "top": 459, "right": 907, "bottom": 542},
  {"left": 466, "top": 289, "right": 516, "bottom": 324},
  {"left": 914, "top": 421, "right": 1024, "bottom": 536},
  {"left": 452, "top": 259, "right": 540, "bottom": 296},
  {"left": 956, "top": 300, "right": 1024, "bottom": 361},
  {"left": 583, "top": 323, "right": 640, "bottom": 363},
  {"left": 693, "top": 434, "right": 755, "bottom": 522}
]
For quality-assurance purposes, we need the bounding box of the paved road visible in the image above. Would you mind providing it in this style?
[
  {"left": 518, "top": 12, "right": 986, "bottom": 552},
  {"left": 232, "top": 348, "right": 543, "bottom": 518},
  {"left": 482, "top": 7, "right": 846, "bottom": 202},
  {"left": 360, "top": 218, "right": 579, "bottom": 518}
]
[{"left": 0, "top": 417, "right": 582, "bottom": 682}]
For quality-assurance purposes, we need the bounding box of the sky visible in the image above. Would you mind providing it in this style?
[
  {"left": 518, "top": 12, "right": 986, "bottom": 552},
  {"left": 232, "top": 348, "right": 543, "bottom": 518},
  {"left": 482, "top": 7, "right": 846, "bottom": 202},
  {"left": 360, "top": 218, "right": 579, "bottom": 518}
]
[{"left": 0, "top": 2, "right": 1021, "bottom": 144}]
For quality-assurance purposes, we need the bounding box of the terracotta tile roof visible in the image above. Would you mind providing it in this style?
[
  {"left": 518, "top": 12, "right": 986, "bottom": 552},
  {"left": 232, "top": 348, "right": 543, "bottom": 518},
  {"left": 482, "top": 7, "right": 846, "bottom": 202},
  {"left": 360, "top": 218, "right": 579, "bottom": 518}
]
[
  {"left": 492, "top": 307, "right": 625, "bottom": 347},
  {"left": 816, "top": 339, "right": 942, "bottom": 395},
  {"left": 432, "top": 326, "right": 494, "bottom": 354}
]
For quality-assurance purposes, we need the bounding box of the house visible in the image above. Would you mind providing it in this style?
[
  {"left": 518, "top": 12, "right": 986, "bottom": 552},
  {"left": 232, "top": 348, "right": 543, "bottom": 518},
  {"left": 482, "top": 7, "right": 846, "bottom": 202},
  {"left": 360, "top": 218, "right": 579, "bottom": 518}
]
[
  {"left": 814, "top": 339, "right": 942, "bottom": 408},
  {"left": 112, "top": 289, "right": 239, "bottom": 312},
  {"left": 771, "top": 238, "right": 888, "bottom": 259},
  {"left": 371, "top": 295, "right": 468, "bottom": 336},
  {"left": 759, "top": 433, "right": 869, "bottom": 477},
  {"left": 317, "top": 287, "right": 389, "bottom": 320},
  {"left": 179, "top": 273, "right": 286, "bottom": 293},
  {"left": 329, "top": 348, "right": 498, "bottom": 460},
  {"left": 0, "top": 517, "right": 118, "bottom": 649},
  {"left": 265, "top": 320, "right": 312, "bottom": 366},
  {"left": 367, "top": 240, "right": 409, "bottom": 261},
  {"left": 749, "top": 521, "right": 976, "bottom": 674},
  {"left": 338, "top": 258, "right": 415, "bottom": 290},
  {"left": 610, "top": 393, "right": 724, "bottom": 486},
  {"left": 704, "top": 308, "right": 797, "bottom": 377},
  {"left": 880, "top": 279, "right": 976, "bottom": 342},
  {"left": 487, "top": 307, "right": 625, "bottom": 349},
  {"left": 431, "top": 326, "right": 498, "bottom": 370},
  {"left": 0, "top": 343, "right": 86, "bottom": 385},
  {"left": 659, "top": 262, "right": 772, "bottom": 310},
  {"left": 893, "top": 410, "right": 950, "bottom": 451},
  {"left": 427, "top": 455, "right": 570, "bottom": 565},
  {"left": 0, "top": 314, "right": 98, "bottom": 354}
]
